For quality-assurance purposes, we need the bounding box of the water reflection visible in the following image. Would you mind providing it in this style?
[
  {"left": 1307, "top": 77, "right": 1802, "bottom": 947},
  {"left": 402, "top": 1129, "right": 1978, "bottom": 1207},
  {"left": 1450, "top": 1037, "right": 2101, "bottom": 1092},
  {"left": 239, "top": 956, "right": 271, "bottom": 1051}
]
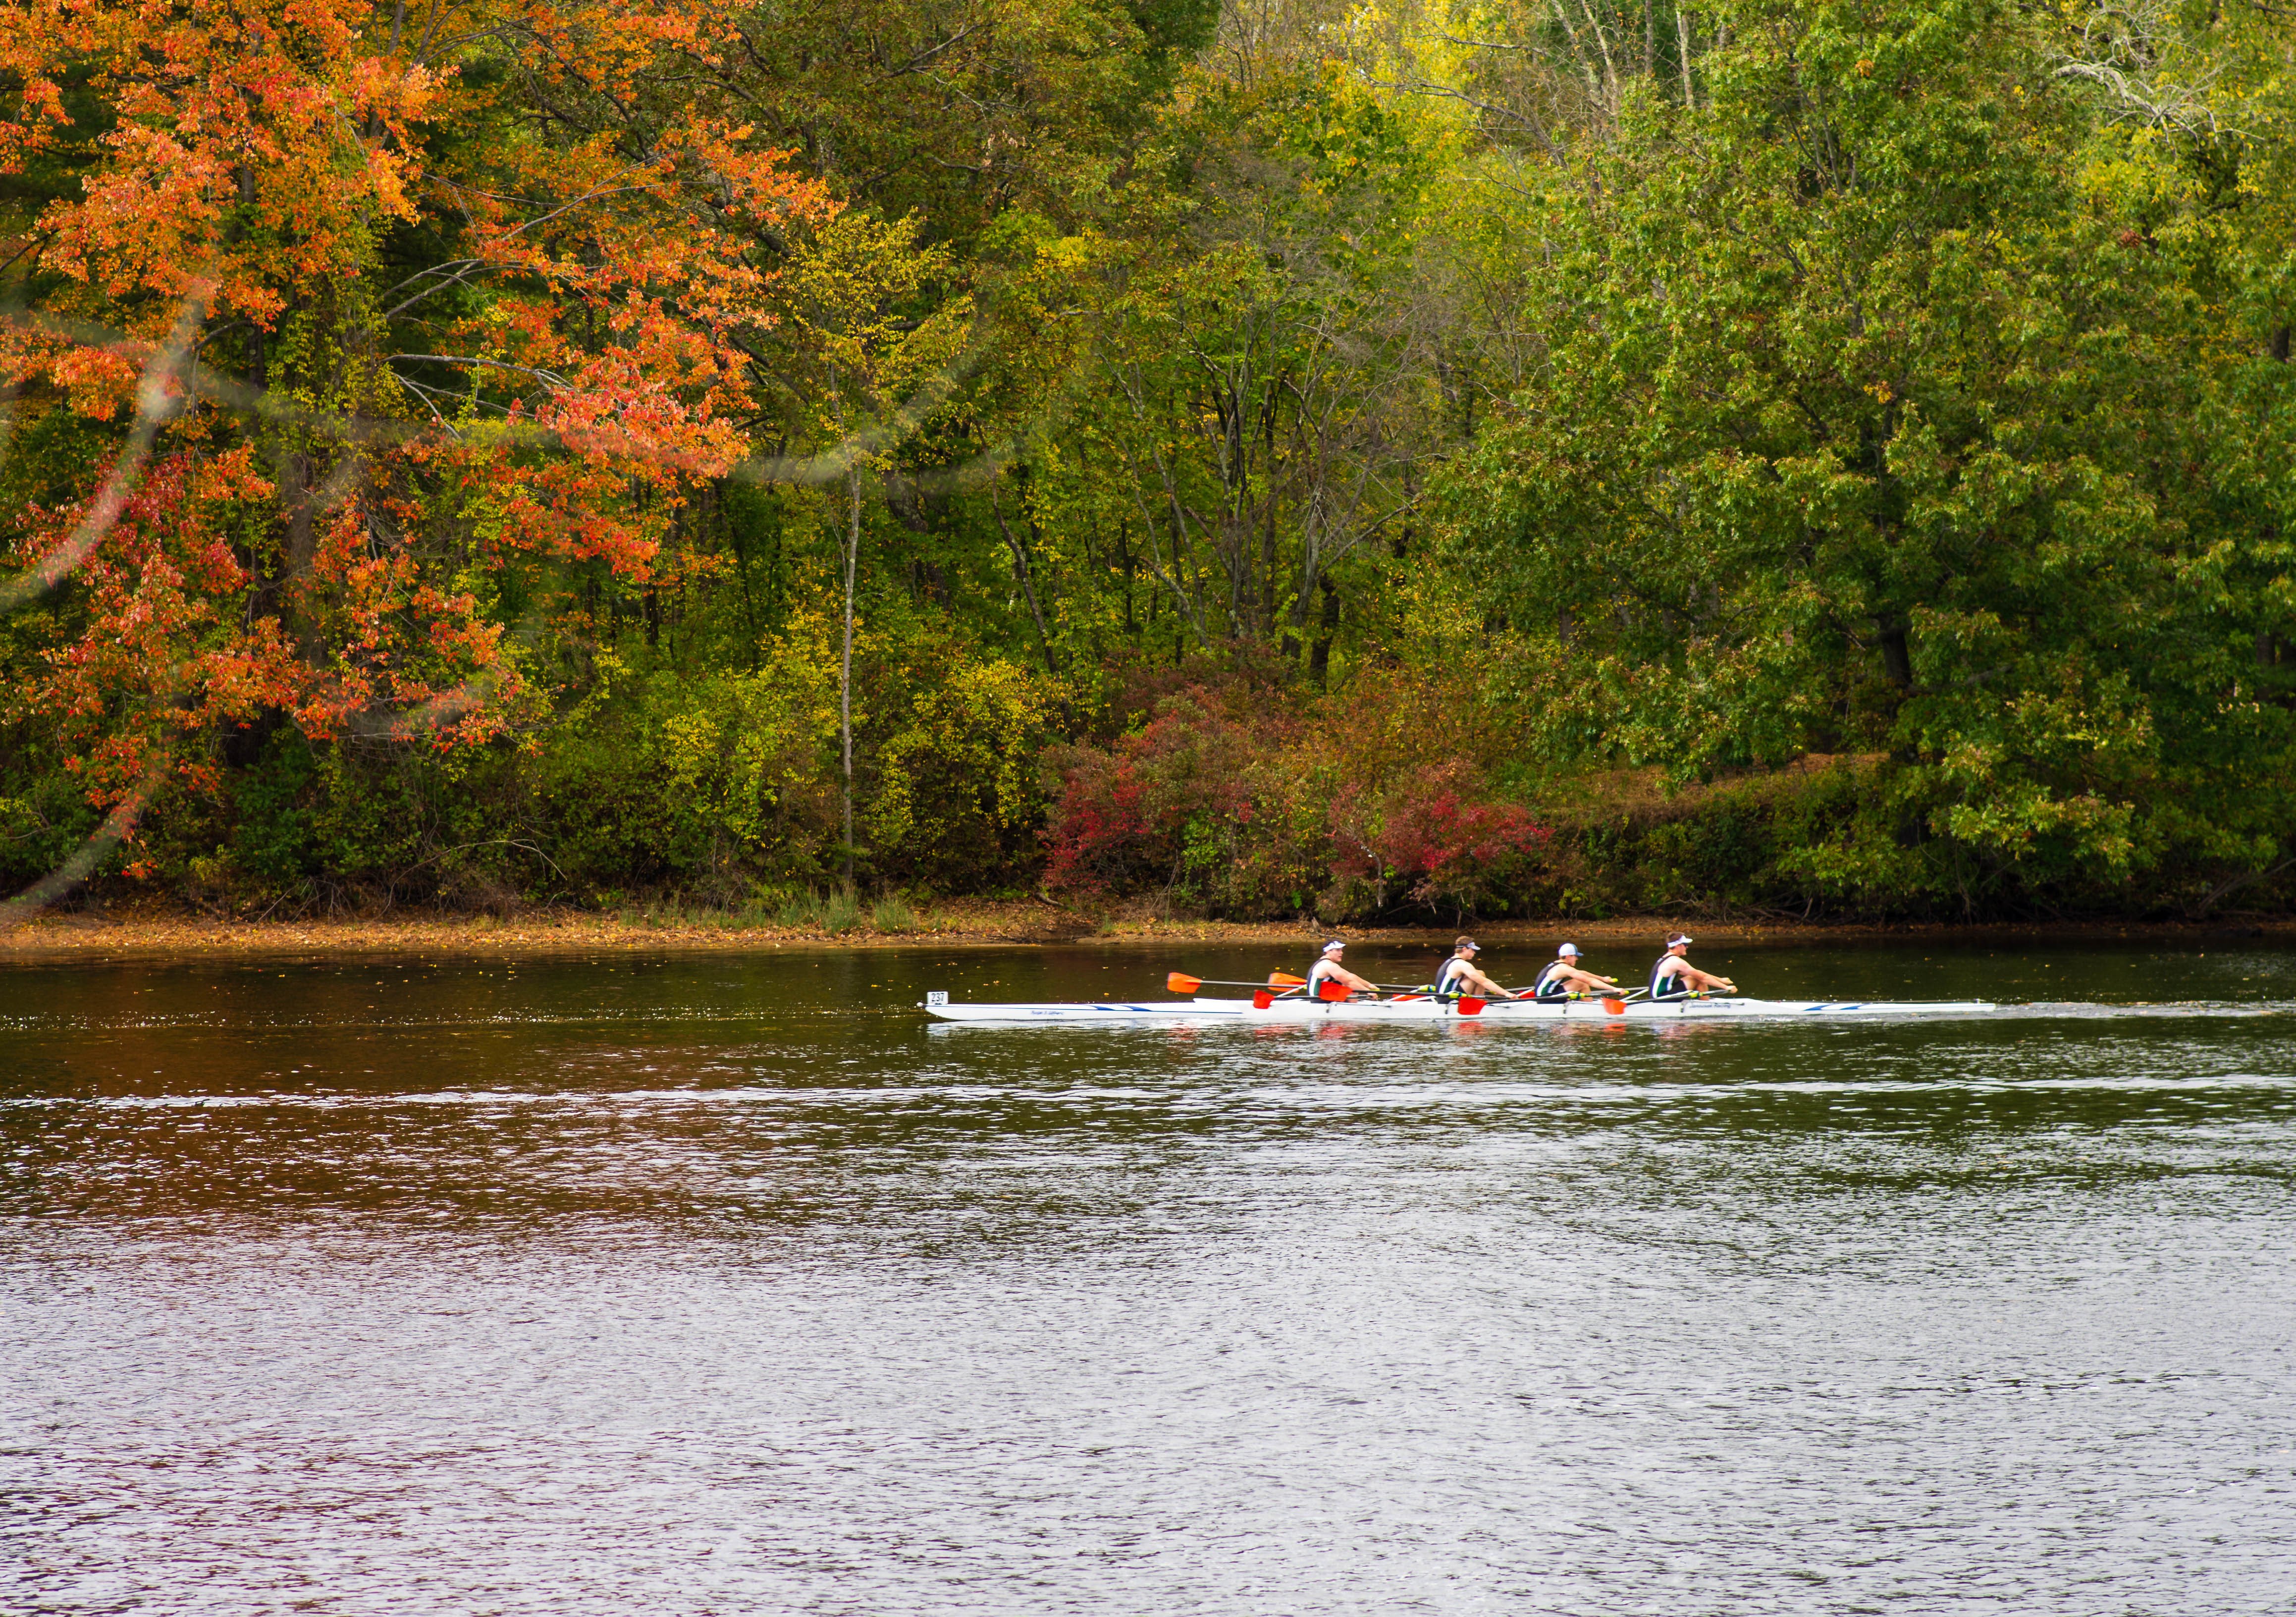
[{"left": 3, "top": 942, "right": 2295, "bottom": 1615}]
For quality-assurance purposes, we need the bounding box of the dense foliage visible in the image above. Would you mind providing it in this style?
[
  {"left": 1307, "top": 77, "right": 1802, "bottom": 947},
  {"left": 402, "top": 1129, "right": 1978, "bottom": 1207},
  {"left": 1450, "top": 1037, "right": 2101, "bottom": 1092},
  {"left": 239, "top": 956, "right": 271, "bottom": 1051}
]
[{"left": 3, "top": 0, "right": 2293, "bottom": 921}]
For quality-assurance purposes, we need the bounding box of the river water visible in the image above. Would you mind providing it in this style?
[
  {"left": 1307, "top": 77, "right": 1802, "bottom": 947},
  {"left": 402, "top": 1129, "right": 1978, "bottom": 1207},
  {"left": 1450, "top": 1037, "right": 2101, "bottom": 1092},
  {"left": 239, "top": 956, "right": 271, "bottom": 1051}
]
[{"left": 4, "top": 939, "right": 2294, "bottom": 1614}]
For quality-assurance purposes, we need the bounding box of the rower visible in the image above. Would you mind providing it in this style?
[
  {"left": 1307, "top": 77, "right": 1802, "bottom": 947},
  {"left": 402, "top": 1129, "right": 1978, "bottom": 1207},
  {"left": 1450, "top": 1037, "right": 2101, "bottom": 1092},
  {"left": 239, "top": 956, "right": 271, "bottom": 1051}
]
[
  {"left": 1306, "top": 938, "right": 1377, "bottom": 1001},
  {"left": 1435, "top": 936, "right": 1517, "bottom": 1003},
  {"left": 1648, "top": 932, "right": 1736, "bottom": 1001},
  {"left": 1531, "top": 943, "right": 1619, "bottom": 1003}
]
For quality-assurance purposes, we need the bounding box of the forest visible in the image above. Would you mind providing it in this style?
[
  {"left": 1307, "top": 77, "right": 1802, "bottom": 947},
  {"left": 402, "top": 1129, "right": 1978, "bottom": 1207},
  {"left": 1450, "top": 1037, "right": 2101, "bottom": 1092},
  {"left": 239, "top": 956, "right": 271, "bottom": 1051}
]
[{"left": 2, "top": 0, "right": 2293, "bottom": 924}]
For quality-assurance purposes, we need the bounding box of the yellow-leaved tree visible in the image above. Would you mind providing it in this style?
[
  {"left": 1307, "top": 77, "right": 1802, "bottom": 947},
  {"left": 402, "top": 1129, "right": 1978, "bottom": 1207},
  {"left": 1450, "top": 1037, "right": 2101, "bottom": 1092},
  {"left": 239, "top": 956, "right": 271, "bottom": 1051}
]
[{"left": 766, "top": 212, "right": 973, "bottom": 889}]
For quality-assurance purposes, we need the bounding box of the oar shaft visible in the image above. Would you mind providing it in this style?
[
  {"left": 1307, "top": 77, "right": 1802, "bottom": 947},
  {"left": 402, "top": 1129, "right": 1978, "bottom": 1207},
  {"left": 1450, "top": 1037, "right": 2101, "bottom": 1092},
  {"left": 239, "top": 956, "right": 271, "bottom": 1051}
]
[{"left": 1169, "top": 971, "right": 1309, "bottom": 993}]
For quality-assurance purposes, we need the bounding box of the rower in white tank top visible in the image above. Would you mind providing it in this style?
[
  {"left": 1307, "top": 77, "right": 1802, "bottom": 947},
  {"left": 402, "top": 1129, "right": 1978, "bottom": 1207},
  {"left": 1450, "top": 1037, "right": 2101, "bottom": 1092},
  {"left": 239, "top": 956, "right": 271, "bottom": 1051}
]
[
  {"left": 1531, "top": 943, "right": 1619, "bottom": 1002},
  {"left": 1647, "top": 933, "right": 1736, "bottom": 1001},
  {"left": 1305, "top": 939, "right": 1377, "bottom": 1000}
]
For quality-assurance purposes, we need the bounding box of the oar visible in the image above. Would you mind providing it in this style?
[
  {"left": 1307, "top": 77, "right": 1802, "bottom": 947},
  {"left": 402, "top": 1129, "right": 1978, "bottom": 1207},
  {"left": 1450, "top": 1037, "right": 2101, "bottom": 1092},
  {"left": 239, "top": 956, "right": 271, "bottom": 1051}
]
[
  {"left": 1338, "top": 978, "right": 1527, "bottom": 997},
  {"left": 1237, "top": 983, "right": 1539, "bottom": 1015},
  {"left": 1251, "top": 979, "right": 1374, "bottom": 1009},
  {"left": 1456, "top": 991, "right": 1629, "bottom": 1015},
  {"left": 1532, "top": 987, "right": 1640, "bottom": 1014},
  {"left": 1167, "top": 970, "right": 1307, "bottom": 995},
  {"left": 1462, "top": 985, "right": 1636, "bottom": 1014},
  {"left": 1572, "top": 986, "right": 1642, "bottom": 1014},
  {"left": 1460, "top": 990, "right": 1636, "bottom": 1016},
  {"left": 1515, "top": 983, "right": 1639, "bottom": 1014}
]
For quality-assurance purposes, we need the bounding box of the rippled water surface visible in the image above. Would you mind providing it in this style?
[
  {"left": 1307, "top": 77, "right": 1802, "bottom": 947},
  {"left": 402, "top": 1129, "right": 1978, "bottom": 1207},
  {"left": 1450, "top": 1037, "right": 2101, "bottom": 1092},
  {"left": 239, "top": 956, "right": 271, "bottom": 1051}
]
[{"left": 5, "top": 939, "right": 2296, "bottom": 1614}]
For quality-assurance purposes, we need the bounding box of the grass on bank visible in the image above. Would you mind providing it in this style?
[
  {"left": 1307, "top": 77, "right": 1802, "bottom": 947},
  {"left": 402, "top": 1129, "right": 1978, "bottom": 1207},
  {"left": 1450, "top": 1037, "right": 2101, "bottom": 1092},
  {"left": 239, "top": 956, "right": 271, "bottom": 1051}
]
[
  {"left": 606, "top": 893, "right": 837, "bottom": 934},
  {"left": 601, "top": 888, "right": 941, "bottom": 936}
]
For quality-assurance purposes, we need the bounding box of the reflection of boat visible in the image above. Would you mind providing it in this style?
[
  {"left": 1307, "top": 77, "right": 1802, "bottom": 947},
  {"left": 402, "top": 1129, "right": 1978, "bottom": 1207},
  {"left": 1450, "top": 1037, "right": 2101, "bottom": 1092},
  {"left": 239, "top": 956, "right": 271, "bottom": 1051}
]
[{"left": 921, "top": 993, "right": 1998, "bottom": 1025}]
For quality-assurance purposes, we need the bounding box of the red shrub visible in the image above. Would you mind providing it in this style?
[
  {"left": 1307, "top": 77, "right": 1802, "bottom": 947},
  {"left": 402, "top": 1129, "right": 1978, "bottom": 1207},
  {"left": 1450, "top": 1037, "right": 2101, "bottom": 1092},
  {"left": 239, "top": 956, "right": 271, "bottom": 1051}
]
[
  {"left": 1041, "top": 696, "right": 1263, "bottom": 894},
  {"left": 1330, "top": 759, "right": 1551, "bottom": 916},
  {"left": 1043, "top": 686, "right": 1549, "bottom": 920}
]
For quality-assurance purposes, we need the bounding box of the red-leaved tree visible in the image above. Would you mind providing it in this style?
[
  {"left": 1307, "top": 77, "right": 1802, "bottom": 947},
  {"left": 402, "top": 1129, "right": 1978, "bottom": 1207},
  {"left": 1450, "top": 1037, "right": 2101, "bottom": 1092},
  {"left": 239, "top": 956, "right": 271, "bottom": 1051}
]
[{"left": 0, "top": 0, "right": 831, "bottom": 880}]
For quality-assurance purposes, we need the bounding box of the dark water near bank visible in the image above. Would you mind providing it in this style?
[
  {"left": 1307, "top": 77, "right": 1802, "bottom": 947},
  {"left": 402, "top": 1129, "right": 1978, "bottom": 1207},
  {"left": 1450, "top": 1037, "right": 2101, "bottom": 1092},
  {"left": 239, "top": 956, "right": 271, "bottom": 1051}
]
[{"left": 4, "top": 939, "right": 2295, "bottom": 1614}]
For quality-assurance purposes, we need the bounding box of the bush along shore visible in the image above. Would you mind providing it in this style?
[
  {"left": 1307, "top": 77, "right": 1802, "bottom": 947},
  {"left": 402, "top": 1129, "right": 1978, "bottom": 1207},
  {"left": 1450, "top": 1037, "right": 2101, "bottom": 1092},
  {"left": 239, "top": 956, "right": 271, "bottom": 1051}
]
[
  {"left": 5, "top": 1, "right": 2295, "bottom": 928},
  {"left": 13, "top": 667, "right": 2293, "bottom": 931}
]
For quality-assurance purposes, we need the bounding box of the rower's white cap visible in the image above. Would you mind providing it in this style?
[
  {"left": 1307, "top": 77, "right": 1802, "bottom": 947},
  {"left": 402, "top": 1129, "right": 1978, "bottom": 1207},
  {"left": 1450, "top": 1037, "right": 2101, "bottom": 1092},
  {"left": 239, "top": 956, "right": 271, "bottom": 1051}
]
[
  {"left": 1667, "top": 933, "right": 1693, "bottom": 947},
  {"left": 1322, "top": 939, "right": 1346, "bottom": 954},
  {"left": 1557, "top": 943, "right": 1580, "bottom": 957}
]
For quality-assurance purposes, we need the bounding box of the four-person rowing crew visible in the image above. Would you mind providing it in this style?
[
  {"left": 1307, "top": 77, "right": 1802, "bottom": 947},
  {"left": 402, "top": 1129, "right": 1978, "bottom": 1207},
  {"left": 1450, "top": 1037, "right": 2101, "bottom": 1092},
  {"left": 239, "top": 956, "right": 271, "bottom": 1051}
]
[
  {"left": 1290, "top": 933, "right": 1736, "bottom": 1008},
  {"left": 940, "top": 947, "right": 1998, "bottom": 1022}
]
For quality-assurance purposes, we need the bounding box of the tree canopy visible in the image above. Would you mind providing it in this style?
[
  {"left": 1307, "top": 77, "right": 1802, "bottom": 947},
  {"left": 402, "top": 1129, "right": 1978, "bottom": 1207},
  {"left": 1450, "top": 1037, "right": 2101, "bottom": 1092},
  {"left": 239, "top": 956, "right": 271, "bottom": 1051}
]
[{"left": 4, "top": 0, "right": 2293, "bottom": 921}]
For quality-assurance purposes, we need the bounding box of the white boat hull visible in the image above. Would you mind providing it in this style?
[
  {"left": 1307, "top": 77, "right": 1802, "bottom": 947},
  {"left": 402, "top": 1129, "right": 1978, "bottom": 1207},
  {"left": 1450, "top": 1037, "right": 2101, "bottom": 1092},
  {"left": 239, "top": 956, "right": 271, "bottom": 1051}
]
[{"left": 923, "top": 994, "right": 1998, "bottom": 1025}]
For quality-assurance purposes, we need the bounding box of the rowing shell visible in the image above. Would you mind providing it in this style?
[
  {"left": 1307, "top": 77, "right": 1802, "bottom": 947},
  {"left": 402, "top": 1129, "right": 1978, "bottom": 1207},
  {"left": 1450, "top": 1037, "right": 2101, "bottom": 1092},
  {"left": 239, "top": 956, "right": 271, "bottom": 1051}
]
[{"left": 922, "top": 994, "right": 1998, "bottom": 1024}]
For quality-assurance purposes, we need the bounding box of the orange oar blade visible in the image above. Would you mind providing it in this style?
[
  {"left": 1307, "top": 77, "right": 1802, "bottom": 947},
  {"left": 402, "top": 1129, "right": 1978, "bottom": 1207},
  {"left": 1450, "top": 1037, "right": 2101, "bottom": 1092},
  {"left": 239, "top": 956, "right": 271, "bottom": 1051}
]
[
  {"left": 1166, "top": 972, "right": 1203, "bottom": 995},
  {"left": 1252, "top": 989, "right": 1274, "bottom": 1010},
  {"left": 1318, "top": 979, "right": 1352, "bottom": 1002},
  {"left": 1601, "top": 997, "right": 1628, "bottom": 1015},
  {"left": 1457, "top": 996, "right": 1487, "bottom": 1016},
  {"left": 1269, "top": 971, "right": 1305, "bottom": 987}
]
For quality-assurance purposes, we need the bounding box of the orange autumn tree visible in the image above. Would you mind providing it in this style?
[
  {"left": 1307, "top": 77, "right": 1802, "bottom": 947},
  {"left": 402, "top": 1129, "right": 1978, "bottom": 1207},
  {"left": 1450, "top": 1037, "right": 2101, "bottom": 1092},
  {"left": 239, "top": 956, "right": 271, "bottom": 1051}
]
[{"left": 0, "top": 0, "right": 830, "bottom": 870}]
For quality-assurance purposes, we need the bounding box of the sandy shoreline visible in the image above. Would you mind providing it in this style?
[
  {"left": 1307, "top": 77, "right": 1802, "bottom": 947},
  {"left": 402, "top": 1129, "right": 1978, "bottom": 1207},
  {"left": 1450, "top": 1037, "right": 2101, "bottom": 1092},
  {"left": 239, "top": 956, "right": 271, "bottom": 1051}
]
[{"left": 4, "top": 902, "right": 2289, "bottom": 961}]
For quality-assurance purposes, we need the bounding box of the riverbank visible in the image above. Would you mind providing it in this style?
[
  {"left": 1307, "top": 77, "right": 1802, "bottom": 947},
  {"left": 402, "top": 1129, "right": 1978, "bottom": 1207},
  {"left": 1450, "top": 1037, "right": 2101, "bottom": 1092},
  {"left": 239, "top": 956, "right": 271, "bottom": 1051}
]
[{"left": 5, "top": 900, "right": 2291, "bottom": 961}]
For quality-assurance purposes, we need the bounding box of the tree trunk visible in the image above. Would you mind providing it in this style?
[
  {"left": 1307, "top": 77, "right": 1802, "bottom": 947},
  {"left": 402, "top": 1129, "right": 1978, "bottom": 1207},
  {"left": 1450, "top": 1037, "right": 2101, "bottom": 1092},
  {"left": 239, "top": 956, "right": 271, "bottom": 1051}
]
[
  {"left": 280, "top": 450, "right": 326, "bottom": 668},
  {"left": 1281, "top": 507, "right": 1323, "bottom": 663},
  {"left": 1679, "top": 7, "right": 1696, "bottom": 108},
  {"left": 1876, "top": 620, "right": 1913, "bottom": 689},
  {"left": 1117, "top": 517, "right": 1136, "bottom": 635},
  {"left": 842, "top": 465, "right": 859, "bottom": 893},
  {"left": 1876, "top": 617, "right": 1916, "bottom": 763},
  {"left": 1309, "top": 575, "right": 1339, "bottom": 688},
  {"left": 991, "top": 480, "right": 1059, "bottom": 675}
]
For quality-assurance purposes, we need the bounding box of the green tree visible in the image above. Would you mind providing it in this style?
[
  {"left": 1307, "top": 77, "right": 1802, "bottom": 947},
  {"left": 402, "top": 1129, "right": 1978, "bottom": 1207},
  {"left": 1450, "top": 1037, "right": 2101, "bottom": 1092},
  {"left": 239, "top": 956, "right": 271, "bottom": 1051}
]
[
  {"left": 1444, "top": 0, "right": 2296, "bottom": 914},
  {"left": 767, "top": 211, "right": 973, "bottom": 888}
]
